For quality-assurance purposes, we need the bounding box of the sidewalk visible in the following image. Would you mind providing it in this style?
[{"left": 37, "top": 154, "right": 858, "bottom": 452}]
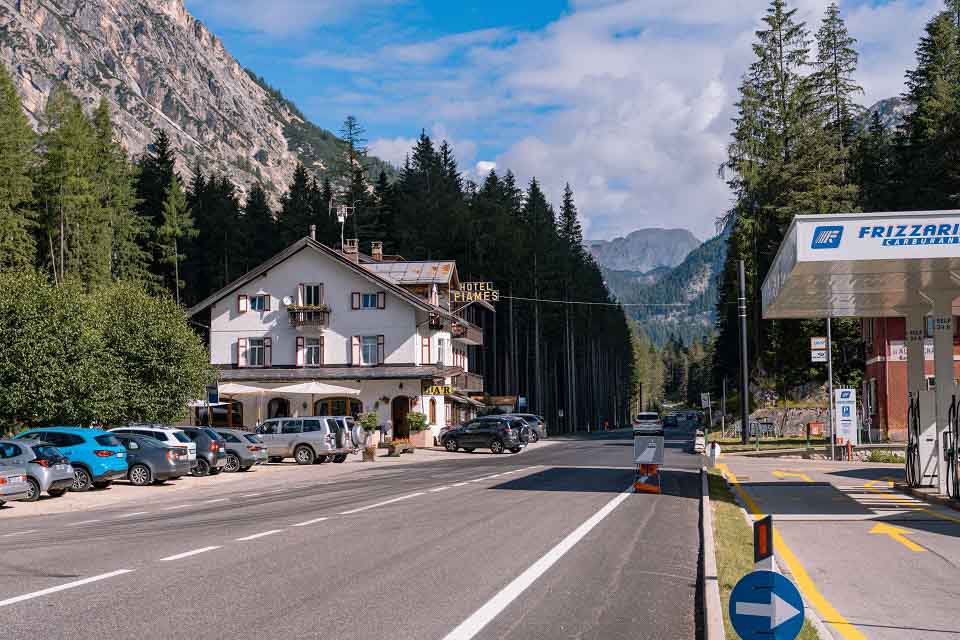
[
  {"left": 715, "top": 456, "right": 960, "bottom": 640},
  {"left": 1, "top": 441, "right": 557, "bottom": 520}
]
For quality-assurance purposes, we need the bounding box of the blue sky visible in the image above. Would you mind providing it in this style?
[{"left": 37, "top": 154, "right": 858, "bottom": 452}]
[{"left": 184, "top": 0, "right": 942, "bottom": 240}]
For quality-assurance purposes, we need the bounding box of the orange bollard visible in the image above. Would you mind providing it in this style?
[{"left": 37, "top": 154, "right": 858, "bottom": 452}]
[{"left": 634, "top": 463, "right": 661, "bottom": 494}]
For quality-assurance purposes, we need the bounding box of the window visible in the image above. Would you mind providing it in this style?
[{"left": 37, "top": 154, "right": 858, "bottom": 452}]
[
  {"left": 361, "top": 336, "right": 378, "bottom": 365},
  {"left": 303, "top": 284, "right": 323, "bottom": 306},
  {"left": 429, "top": 399, "right": 437, "bottom": 425},
  {"left": 437, "top": 337, "right": 447, "bottom": 365},
  {"left": 94, "top": 434, "right": 121, "bottom": 447},
  {"left": 0, "top": 443, "right": 20, "bottom": 459},
  {"left": 302, "top": 419, "right": 324, "bottom": 433},
  {"left": 281, "top": 420, "right": 303, "bottom": 434},
  {"left": 257, "top": 421, "right": 278, "bottom": 435},
  {"left": 315, "top": 398, "right": 362, "bottom": 417},
  {"left": 361, "top": 293, "right": 378, "bottom": 309},
  {"left": 421, "top": 336, "right": 431, "bottom": 364},
  {"left": 248, "top": 338, "right": 265, "bottom": 367},
  {"left": 306, "top": 337, "right": 322, "bottom": 366},
  {"left": 250, "top": 295, "right": 270, "bottom": 311},
  {"left": 220, "top": 432, "right": 240, "bottom": 443}
]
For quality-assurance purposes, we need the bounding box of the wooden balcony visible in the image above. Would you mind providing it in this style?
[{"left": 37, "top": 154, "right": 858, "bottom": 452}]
[
  {"left": 451, "top": 321, "right": 484, "bottom": 346},
  {"left": 453, "top": 371, "right": 484, "bottom": 393},
  {"left": 287, "top": 305, "right": 330, "bottom": 328}
]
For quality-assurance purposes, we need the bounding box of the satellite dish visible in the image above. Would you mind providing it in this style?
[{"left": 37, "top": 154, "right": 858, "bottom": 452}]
[{"left": 282, "top": 296, "right": 293, "bottom": 306}]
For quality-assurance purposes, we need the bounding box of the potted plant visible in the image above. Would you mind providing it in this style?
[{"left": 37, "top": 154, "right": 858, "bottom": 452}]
[
  {"left": 387, "top": 438, "right": 415, "bottom": 456},
  {"left": 359, "top": 412, "right": 379, "bottom": 461},
  {"left": 407, "top": 412, "right": 432, "bottom": 448}
]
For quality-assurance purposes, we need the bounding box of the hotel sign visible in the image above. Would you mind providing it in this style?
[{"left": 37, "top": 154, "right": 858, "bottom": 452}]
[{"left": 452, "top": 281, "right": 500, "bottom": 303}]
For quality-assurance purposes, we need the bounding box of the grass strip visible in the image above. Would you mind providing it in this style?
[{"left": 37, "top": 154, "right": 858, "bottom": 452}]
[{"left": 707, "top": 472, "right": 820, "bottom": 639}]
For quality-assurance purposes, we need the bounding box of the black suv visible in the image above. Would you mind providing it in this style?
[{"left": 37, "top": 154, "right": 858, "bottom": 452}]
[
  {"left": 441, "top": 416, "right": 529, "bottom": 454},
  {"left": 180, "top": 427, "right": 228, "bottom": 476}
]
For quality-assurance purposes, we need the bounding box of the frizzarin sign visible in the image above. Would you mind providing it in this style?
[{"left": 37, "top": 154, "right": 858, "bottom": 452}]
[{"left": 858, "top": 223, "right": 960, "bottom": 246}]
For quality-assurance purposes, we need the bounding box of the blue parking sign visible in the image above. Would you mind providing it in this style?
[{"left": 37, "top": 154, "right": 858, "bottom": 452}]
[{"left": 729, "top": 571, "right": 804, "bottom": 640}]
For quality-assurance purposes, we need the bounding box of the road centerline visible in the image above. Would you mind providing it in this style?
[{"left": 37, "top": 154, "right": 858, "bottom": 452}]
[
  {"left": 159, "top": 546, "right": 222, "bottom": 562},
  {"left": 236, "top": 529, "right": 284, "bottom": 541},
  {"left": 291, "top": 517, "right": 329, "bottom": 527},
  {"left": 0, "top": 570, "right": 134, "bottom": 608},
  {"left": 339, "top": 492, "right": 426, "bottom": 515}
]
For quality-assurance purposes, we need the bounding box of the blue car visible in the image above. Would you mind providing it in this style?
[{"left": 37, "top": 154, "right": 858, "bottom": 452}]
[{"left": 16, "top": 427, "right": 128, "bottom": 492}]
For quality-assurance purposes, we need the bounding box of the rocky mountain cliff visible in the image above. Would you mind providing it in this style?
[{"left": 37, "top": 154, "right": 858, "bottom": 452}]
[
  {"left": 859, "top": 96, "right": 913, "bottom": 131},
  {"left": 588, "top": 228, "right": 700, "bottom": 273},
  {"left": 0, "top": 0, "right": 390, "bottom": 197}
]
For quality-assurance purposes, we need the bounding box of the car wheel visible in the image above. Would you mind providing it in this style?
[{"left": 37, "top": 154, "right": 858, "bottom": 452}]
[
  {"left": 129, "top": 464, "right": 152, "bottom": 487},
  {"left": 48, "top": 488, "right": 68, "bottom": 498},
  {"left": 193, "top": 458, "right": 210, "bottom": 477},
  {"left": 294, "top": 445, "right": 315, "bottom": 465},
  {"left": 463, "top": 448, "right": 475, "bottom": 453},
  {"left": 490, "top": 439, "right": 505, "bottom": 454},
  {"left": 444, "top": 438, "right": 459, "bottom": 452},
  {"left": 22, "top": 477, "right": 41, "bottom": 502},
  {"left": 529, "top": 432, "right": 540, "bottom": 443},
  {"left": 224, "top": 453, "right": 241, "bottom": 473},
  {"left": 209, "top": 467, "right": 222, "bottom": 476},
  {"left": 510, "top": 447, "right": 522, "bottom": 454},
  {"left": 71, "top": 467, "right": 92, "bottom": 492},
  {"left": 333, "top": 454, "right": 347, "bottom": 463}
]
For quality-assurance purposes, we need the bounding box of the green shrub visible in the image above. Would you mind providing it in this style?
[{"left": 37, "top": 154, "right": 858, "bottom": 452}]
[{"left": 407, "top": 411, "right": 428, "bottom": 433}]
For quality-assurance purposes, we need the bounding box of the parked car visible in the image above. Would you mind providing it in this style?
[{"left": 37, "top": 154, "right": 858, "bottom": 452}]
[
  {"left": 110, "top": 425, "right": 197, "bottom": 462},
  {"left": 0, "top": 465, "right": 30, "bottom": 505},
  {"left": 240, "top": 432, "right": 270, "bottom": 464},
  {"left": 256, "top": 416, "right": 365, "bottom": 465},
  {"left": 215, "top": 429, "right": 265, "bottom": 472},
  {"left": 693, "top": 430, "right": 706, "bottom": 454},
  {"left": 506, "top": 414, "right": 547, "bottom": 442},
  {"left": 0, "top": 440, "right": 73, "bottom": 501},
  {"left": 16, "top": 427, "right": 127, "bottom": 492},
  {"left": 632, "top": 412, "right": 662, "bottom": 435},
  {"left": 178, "top": 427, "right": 228, "bottom": 476},
  {"left": 663, "top": 414, "right": 678, "bottom": 428},
  {"left": 441, "top": 416, "right": 528, "bottom": 454},
  {"left": 114, "top": 434, "right": 193, "bottom": 485}
]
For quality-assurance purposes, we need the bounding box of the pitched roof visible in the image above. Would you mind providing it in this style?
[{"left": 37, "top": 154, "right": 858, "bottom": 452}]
[
  {"left": 363, "top": 260, "right": 458, "bottom": 285},
  {"left": 188, "top": 238, "right": 440, "bottom": 317}
]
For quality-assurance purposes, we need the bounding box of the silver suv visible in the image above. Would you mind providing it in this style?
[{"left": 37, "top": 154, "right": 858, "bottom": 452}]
[{"left": 256, "top": 416, "right": 367, "bottom": 465}]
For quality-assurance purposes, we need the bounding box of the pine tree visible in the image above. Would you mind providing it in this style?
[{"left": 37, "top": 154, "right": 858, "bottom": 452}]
[
  {"left": 278, "top": 163, "right": 315, "bottom": 247},
  {"left": 0, "top": 62, "right": 37, "bottom": 270},
  {"left": 339, "top": 116, "right": 368, "bottom": 239},
  {"left": 91, "top": 99, "right": 152, "bottom": 285},
  {"left": 137, "top": 129, "right": 177, "bottom": 227},
  {"left": 156, "top": 176, "right": 196, "bottom": 304},
  {"left": 558, "top": 183, "right": 584, "bottom": 254},
  {"left": 813, "top": 3, "right": 863, "bottom": 150}
]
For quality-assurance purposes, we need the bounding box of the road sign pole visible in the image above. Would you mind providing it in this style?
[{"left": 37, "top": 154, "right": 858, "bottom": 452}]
[{"left": 827, "top": 317, "right": 835, "bottom": 462}]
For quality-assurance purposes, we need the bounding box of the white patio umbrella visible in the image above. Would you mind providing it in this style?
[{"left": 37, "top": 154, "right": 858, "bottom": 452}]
[
  {"left": 271, "top": 381, "right": 361, "bottom": 396},
  {"left": 218, "top": 382, "right": 268, "bottom": 424}
]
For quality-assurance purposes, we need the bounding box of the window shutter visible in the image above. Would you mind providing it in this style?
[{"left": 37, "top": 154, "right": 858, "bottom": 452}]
[
  {"left": 320, "top": 283, "right": 324, "bottom": 304},
  {"left": 352, "top": 336, "right": 361, "bottom": 364},
  {"left": 351, "top": 292, "right": 361, "bottom": 310},
  {"left": 238, "top": 294, "right": 248, "bottom": 313},
  {"left": 264, "top": 337, "right": 272, "bottom": 368},
  {"left": 320, "top": 336, "right": 325, "bottom": 366},
  {"left": 264, "top": 295, "right": 271, "bottom": 311},
  {"left": 377, "top": 291, "right": 386, "bottom": 309},
  {"left": 421, "top": 336, "right": 430, "bottom": 365},
  {"left": 238, "top": 338, "right": 248, "bottom": 368},
  {"left": 296, "top": 336, "right": 305, "bottom": 367},
  {"left": 298, "top": 283, "right": 304, "bottom": 305},
  {"left": 377, "top": 335, "right": 385, "bottom": 365}
]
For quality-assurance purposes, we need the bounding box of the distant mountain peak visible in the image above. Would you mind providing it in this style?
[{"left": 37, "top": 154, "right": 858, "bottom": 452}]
[{"left": 588, "top": 228, "right": 700, "bottom": 273}]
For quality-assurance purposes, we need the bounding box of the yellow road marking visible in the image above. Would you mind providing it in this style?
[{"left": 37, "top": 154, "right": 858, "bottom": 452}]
[
  {"left": 862, "top": 486, "right": 960, "bottom": 524},
  {"left": 773, "top": 470, "right": 813, "bottom": 482},
  {"left": 714, "top": 464, "right": 867, "bottom": 640},
  {"left": 869, "top": 523, "right": 926, "bottom": 552},
  {"left": 864, "top": 476, "right": 898, "bottom": 489}
]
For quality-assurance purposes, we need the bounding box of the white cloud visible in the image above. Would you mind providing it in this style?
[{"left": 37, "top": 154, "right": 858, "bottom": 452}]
[
  {"left": 298, "top": 1, "right": 942, "bottom": 239},
  {"left": 185, "top": 0, "right": 395, "bottom": 36},
  {"left": 368, "top": 136, "right": 416, "bottom": 167}
]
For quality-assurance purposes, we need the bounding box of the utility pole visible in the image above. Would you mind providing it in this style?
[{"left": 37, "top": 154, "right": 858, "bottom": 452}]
[
  {"left": 827, "top": 316, "right": 835, "bottom": 461},
  {"left": 721, "top": 377, "right": 727, "bottom": 436},
  {"left": 738, "top": 260, "right": 750, "bottom": 445}
]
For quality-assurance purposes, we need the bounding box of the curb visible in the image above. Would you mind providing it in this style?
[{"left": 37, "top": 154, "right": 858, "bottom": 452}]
[
  {"left": 700, "top": 467, "right": 725, "bottom": 640},
  {"left": 894, "top": 482, "right": 960, "bottom": 512}
]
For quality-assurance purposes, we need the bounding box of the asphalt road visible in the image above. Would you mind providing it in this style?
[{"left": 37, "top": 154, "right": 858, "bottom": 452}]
[{"left": 0, "top": 429, "right": 703, "bottom": 640}]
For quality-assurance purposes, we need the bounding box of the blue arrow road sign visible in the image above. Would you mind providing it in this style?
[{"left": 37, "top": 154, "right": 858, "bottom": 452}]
[{"left": 729, "top": 570, "right": 804, "bottom": 640}]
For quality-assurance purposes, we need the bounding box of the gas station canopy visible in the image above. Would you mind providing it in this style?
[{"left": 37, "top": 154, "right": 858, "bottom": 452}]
[{"left": 762, "top": 211, "right": 960, "bottom": 319}]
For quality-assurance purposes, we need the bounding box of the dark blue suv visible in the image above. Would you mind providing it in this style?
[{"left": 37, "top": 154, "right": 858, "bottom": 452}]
[{"left": 17, "top": 427, "right": 128, "bottom": 491}]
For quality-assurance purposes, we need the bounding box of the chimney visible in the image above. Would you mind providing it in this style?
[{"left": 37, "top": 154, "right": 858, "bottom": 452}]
[
  {"left": 309, "top": 224, "right": 316, "bottom": 241},
  {"left": 343, "top": 238, "right": 359, "bottom": 263},
  {"left": 371, "top": 241, "right": 383, "bottom": 262}
]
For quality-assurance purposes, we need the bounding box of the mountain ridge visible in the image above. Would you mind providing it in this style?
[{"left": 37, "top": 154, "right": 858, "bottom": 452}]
[{"left": 588, "top": 227, "right": 700, "bottom": 273}]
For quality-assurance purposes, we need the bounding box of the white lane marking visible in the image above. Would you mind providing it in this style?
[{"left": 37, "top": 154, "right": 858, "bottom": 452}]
[
  {"left": 68, "top": 519, "right": 102, "bottom": 526},
  {"left": 159, "top": 546, "right": 222, "bottom": 562},
  {"left": 339, "top": 492, "right": 426, "bottom": 515},
  {"left": 291, "top": 517, "right": 329, "bottom": 528},
  {"left": 117, "top": 511, "right": 148, "bottom": 518},
  {"left": 429, "top": 486, "right": 451, "bottom": 493},
  {"left": 162, "top": 504, "right": 193, "bottom": 511},
  {"left": 442, "top": 487, "right": 634, "bottom": 640},
  {"left": 241, "top": 493, "right": 263, "bottom": 498},
  {"left": 236, "top": 529, "right": 284, "bottom": 542},
  {"left": 1, "top": 530, "right": 36, "bottom": 537},
  {"left": 201, "top": 498, "right": 228, "bottom": 504},
  {"left": 0, "top": 569, "right": 134, "bottom": 608},
  {"left": 452, "top": 482, "right": 469, "bottom": 487}
]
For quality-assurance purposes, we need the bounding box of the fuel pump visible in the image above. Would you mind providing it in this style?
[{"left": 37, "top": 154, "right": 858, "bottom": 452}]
[
  {"left": 949, "top": 395, "right": 960, "bottom": 498},
  {"left": 906, "top": 394, "right": 921, "bottom": 487},
  {"left": 906, "top": 391, "right": 939, "bottom": 488}
]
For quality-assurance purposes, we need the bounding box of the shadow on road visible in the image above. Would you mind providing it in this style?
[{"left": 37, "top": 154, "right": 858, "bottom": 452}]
[{"left": 488, "top": 467, "right": 701, "bottom": 499}]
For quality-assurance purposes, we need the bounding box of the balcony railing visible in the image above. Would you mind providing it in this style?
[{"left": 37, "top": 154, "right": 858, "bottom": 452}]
[
  {"left": 451, "top": 321, "right": 483, "bottom": 346},
  {"left": 288, "top": 305, "right": 330, "bottom": 328},
  {"left": 453, "top": 372, "right": 484, "bottom": 393}
]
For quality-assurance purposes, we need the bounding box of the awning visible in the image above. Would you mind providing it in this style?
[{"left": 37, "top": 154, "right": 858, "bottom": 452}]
[
  {"left": 271, "top": 381, "right": 361, "bottom": 396},
  {"left": 218, "top": 383, "right": 267, "bottom": 395},
  {"left": 446, "top": 394, "right": 485, "bottom": 408}
]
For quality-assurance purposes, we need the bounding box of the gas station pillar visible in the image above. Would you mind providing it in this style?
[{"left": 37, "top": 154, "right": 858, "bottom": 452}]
[{"left": 933, "top": 293, "right": 958, "bottom": 495}]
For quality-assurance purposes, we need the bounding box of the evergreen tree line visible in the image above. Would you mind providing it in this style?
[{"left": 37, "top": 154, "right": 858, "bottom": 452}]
[
  {"left": 712, "top": 0, "right": 888, "bottom": 411},
  {"left": 0, "top": 62, "right": 634, "bottom": 430}
]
